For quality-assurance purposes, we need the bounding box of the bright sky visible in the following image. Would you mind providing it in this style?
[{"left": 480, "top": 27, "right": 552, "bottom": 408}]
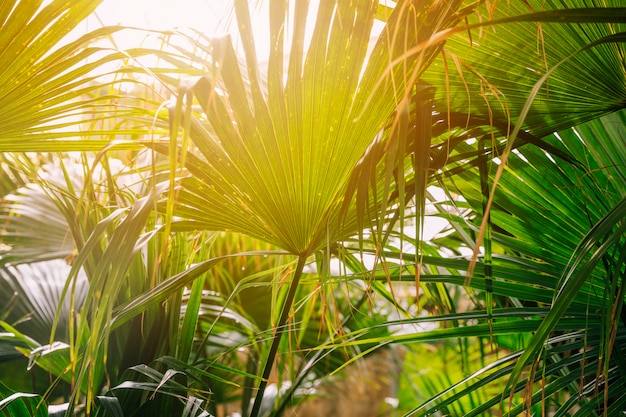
[
  {"left": 92, "top": 0, "right": 277, "bottom": 61},
  {"left": 95, "top": 0, "right": 234, "bottom": 32}
]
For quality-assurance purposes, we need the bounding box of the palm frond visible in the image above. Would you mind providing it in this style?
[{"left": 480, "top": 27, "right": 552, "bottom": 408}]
[
  {"left": 161, "top": 0, "right": 471, "bottom": 256},
  {"left": 373, "top": 109, "right": 626, "bottom": 415},
  {"left": 0, "top": 260, "right": 88, "bottom": 344},
  {"left": 425, "top": 1, "right": 626, "bottom": 138}
]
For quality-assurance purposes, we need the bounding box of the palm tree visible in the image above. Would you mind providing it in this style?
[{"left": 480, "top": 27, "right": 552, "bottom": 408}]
[
  {"left": 357, "top": 108, "right": 626, "bottom": 416},
  {"left": 326, "top": 1, "right": 626, "bottom": 415},
  {"left": 154, "top": 1, "right": 626, "bottom": 414},
  {"left": 404, "top": 1, "right": 626, "bottom": 414},
  {"left": 149, "top": 1, "right": 474, "bottom": 415}
]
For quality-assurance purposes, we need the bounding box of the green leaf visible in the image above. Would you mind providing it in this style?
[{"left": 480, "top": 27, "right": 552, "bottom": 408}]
[
  {"left": 0, "top": 381, "right": 47, "bottom": 417},
  {"left": 504, "top": 197, "right": 626, "bottom": 399},
  {"left": 96, "top": 396, "right": 124, "bottom": 417}
]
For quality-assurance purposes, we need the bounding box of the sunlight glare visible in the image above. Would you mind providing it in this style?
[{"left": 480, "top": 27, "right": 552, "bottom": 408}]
[
  {"left": 97, "top": 0, "right": 233, "bottom": 33},
  {"left": 95, "top": 0, "right": 279, "bottom": 60}
]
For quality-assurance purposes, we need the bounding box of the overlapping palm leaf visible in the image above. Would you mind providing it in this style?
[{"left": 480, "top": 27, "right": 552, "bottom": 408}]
[
  {"left": 402, "top": 3, "right": 626, "bottom": 413},
  {"left": 346, "top": 109, "right": 626, "bottom": 415}
]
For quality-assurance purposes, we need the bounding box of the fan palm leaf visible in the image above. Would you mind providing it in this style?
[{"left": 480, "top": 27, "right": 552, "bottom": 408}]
[
  {"left": 424, "top": 0, "right": 626, "bottom": 139},
  {"left": 0, "top": 0, "right": 175, "bottom": 154},
  {"left": 1, "top": 0, "right": 100, "bottom": 150},
  {"left": 164, "top": 0, "right": 472, "bottom": 256}
]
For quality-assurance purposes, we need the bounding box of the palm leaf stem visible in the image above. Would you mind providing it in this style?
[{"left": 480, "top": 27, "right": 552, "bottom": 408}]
[
  {"left": 478, "top": 138, "right": 494, "bottom": 343},
  {"left": 271, "top": 281, "right": 376, "bottom": 416},
  {"left": 249, "top": 255, "right": 307, "bottom": 417}
]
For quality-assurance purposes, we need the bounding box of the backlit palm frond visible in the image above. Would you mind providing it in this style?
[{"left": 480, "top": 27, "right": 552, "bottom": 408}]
[
  {"left": 0, "top": 0, "right": 166, "bottom": 154},
  {"left": 163, "top": 0, "right": 472, "bottom": 257}
]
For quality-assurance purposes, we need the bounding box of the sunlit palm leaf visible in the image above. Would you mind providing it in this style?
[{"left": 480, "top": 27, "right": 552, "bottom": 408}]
[
  {"left": 424, "top": 1, "right": 626, "bottom": 139},
  {"left": 0, "top": 0, "right": 170, "bottom": 153},
  {"left": 164, "top": 0, "right": 471, "bottom": 256}
]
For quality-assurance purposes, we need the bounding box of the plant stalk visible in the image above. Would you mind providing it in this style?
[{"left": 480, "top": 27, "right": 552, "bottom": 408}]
[{"left": 250, "top": 255, "right": 307, "bottom": 417}]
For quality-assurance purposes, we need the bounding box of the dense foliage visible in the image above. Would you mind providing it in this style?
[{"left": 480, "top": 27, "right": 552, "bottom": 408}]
[{"left": 0, "top": 1, "right": 625, "bottom": 416}]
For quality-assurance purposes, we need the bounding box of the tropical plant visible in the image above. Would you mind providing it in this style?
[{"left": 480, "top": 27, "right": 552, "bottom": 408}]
[
  {"left": 1, "top": 0, "right": 626, "bottom": 416},
  {"left": 153, "top": 1, "right": 626, "bottom": 415},
  {"left": 356, "top": 108, "right": 626, "bottom": 416},
  {"left": 332, "top": 0, "right": 626, "bottom": 415}
]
